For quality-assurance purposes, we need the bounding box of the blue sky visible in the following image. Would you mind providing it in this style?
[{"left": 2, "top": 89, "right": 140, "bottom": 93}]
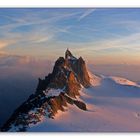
[{"left": 0, "top": 8, "right": 140, "bottom": 64}]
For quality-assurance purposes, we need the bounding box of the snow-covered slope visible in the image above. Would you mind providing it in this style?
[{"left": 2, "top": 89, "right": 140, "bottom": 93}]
[
  {"left": 109, "top": 76, "right": 139, "bottom": 87},
  {"left": 28, "top": 72, "right": 140, "bottom": 132},
  {"left": 88, "top": 71, "right": 102, "bottom": 86},
  {"left": 1, "top": 49, "right": 140, "bottom": 132}
]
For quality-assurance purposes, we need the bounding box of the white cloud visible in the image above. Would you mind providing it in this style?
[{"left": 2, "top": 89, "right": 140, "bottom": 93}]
[
  {"left": 32, "top": 36, "right": 49, "bottom": 43},
  {"left": 0, "top": 40, "right": 15, "bottom": 49},
  {"left": 53, "top": 31, "right": 140, "bottom": 55},
  {"left": 0, "top": 10, "right": 81, "bottom": 50},
  {"left": 78, "top": 9, "right": 96, "bottom": 21},
  {"left": 0, "top": 41, "right": 9, "bottom": 49}
]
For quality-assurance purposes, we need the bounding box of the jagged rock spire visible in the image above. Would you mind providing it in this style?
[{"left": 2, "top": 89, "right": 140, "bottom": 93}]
[
  {"left": 1, "top": 49, "right": 90, "bottom": 132},
  {"left": 65, "top": 48, "right": 74, "bottom": 59}
]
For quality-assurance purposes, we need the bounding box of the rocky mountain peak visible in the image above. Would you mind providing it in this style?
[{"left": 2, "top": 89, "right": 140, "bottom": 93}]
[
  {"left": 65, "top": 48, "right": 76, "bottom": 60},
  {"left": 1, "top": 49, "right": 91, "bottom": 132}
]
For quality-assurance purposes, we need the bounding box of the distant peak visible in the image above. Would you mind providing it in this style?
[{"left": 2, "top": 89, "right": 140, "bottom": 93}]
[
  {"left": 65, "top": 49, "right": 77, "bottom": 60},
  {"left": 65, "top": 49, "right": 72, "bottom": 59},
  {"left": 79, "top": 56, "right": 84, "bottom": 61}
]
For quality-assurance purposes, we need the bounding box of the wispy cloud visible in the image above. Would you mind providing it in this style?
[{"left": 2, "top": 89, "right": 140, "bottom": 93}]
[
  {"left": 0, "top": 40, "right": 15, "bottom": 49},
  {"left": 0, "top": 10, "right": 80, "bottom": 31},
  {"left": 63, "top": 32, "right": 140, "bottom": 52},
  {"left": 78, "top": 9, "right": 96, "bottom": 21},
  {"left": 0, "top": 40, "right": 9, "bottom": 49},
  {"left": 0, "top": 10, "right": 81, "bottom": 51}
]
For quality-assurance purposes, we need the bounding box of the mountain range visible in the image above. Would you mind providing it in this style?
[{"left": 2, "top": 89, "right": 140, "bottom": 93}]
[{"left": 1, "top": 49, "right": 140, "bottom": 132}]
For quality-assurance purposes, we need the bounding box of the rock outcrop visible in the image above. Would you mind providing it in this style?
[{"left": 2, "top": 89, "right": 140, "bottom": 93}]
[{"left": 1, "top": 49, "right": 90, "bottom": 132}]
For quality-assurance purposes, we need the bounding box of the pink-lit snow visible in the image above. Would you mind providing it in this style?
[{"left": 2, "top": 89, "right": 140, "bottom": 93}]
[{"left": 28, "top": 72, "right": 140, "bottom": 132}]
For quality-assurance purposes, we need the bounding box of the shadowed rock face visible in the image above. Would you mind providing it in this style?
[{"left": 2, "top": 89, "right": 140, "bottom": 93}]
[
  {"left": 65, "top": 49, "right": 76, "bottom": 59},
  {"left": 70, "top": 56, "right": 90, "bottom": 87},
  {"left": 1, "top": 49, "right": 90, "bottom": 132}
]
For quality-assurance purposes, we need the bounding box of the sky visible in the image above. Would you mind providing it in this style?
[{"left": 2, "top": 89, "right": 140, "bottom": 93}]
[{"left": 0, "top": 8, "right": 140, "bottom": 65}]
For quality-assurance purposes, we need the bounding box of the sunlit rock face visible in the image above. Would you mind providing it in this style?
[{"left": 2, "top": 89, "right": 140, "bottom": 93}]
[{"left": 1, "top": 49, "right": 90, "bottom": 132}]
